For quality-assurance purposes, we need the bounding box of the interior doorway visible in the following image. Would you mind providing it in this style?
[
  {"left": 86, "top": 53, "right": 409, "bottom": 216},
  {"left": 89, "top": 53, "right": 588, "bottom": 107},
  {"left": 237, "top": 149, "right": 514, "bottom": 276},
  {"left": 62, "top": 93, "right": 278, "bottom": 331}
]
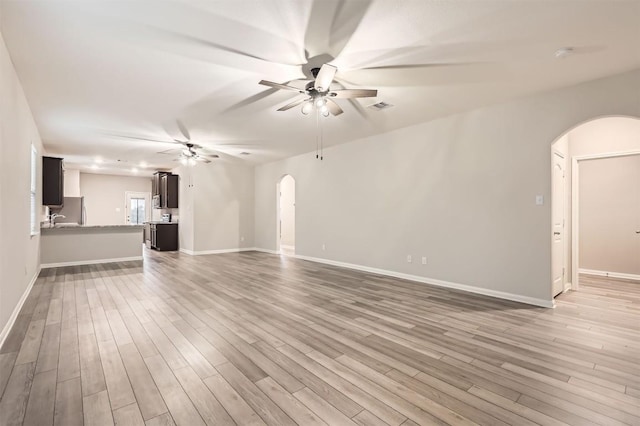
[
  {"left": 277, "top": 175, "right": 295, "bottom": 256},
  {"left": 125, "top": 191, "right": 151, "bottom": 225},
  {"left": 551, "top": 116, "right": 640, "bottom": 299}
]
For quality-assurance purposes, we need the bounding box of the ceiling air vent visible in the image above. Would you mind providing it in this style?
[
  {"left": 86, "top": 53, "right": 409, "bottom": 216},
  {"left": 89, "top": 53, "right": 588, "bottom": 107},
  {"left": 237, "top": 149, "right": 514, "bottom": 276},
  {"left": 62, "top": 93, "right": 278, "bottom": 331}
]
[{"left": 369, "top": 101, "right": 394, "bottom": 111}]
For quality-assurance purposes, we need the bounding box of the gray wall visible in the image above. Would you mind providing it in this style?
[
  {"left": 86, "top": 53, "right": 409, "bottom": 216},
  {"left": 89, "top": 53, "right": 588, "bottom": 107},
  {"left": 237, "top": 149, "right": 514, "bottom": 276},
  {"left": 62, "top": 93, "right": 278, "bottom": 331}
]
[
  {"left": 80, "top": 173, "right": 152, "bottom": 226},
  {"left": 0, "top": 28, "right": 45, "bottom": 336},
  {"left": 254, "top": 69, "right": 640, "bottom": 305},
  {"left": 176, "top": 162, "right": 254, "bottom": 253},
  {"left": 579, "top": 155, "right": 640, "bottom": 275}
]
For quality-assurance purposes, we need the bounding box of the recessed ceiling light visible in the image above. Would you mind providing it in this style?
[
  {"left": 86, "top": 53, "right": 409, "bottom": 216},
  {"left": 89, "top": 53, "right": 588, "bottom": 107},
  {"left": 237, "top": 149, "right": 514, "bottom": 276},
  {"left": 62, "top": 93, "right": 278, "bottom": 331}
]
[
  {"left": 131, "top": 168, "right": 138, "bottom": 173},
  {"left": 91, "top": 164, "right": 99, "bottom": 170},
  {"left": 95, "top": 157, "right": 103, "bottom": 163},
  {"left": 139, "top": 161, "right": 147, "bottom": 168},
  {"left": 554, "top": 47, "right": 574, "bottom": 59}
]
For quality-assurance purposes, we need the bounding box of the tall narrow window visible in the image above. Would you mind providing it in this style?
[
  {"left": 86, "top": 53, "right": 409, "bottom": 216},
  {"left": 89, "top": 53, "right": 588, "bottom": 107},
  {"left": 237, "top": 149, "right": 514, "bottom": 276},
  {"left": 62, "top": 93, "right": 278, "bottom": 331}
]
[{"left": 30, "top": 144, "right": 38, "bottom": 236}]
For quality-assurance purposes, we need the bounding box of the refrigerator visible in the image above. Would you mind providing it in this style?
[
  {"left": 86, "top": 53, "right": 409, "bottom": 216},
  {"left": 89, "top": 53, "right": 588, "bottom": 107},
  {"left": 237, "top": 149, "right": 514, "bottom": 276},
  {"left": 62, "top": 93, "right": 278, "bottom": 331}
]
[{"left": 50, "top": 196, "right": 86, "bottom": 225}]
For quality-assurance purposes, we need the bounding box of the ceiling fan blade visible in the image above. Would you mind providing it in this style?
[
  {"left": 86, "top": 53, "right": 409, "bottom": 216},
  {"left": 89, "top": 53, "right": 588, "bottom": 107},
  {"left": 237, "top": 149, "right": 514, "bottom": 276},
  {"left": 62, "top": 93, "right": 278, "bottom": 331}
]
[
  {"left": 343, "top": 62, "right": 506, "bottom": 86},
  {"left": 200, "top": 152, "right": 220, "bottom": 158},
  {"left": 314, "top": 64, "right": 337, "bottom": 92},
  {"left": 325, "top": 99, "right": 344, "bottom": 116},
  {"left": 304, "top": 0, "right": 373, "bottom": 59},
  {"left": 176, "top": 120, "right": 191, "bottom": 142},
  {"left": 195, "top": 156, "right": 212, "bottom": 164},
  {"left": 329, "top": 89, "right": 377, "bottom": 98},
  {"left": 361, "top": 62, "right": 480, "bottom": 70},
  {"left": 259, "top": 80, "right": 305, "bottom": 93},
  {"left": 106, "top": 133, "right": 175, "bottom": 144},
  {"left": 277, "top": 98, "right": 309, "bottom": 112}
]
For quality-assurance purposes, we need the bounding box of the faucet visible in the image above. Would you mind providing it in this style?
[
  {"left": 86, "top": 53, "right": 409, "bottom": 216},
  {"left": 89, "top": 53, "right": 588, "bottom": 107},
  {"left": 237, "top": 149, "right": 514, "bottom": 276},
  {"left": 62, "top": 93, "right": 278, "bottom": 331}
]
[{"left": 50, "top": 213, "right": 66, "bottom": 226}]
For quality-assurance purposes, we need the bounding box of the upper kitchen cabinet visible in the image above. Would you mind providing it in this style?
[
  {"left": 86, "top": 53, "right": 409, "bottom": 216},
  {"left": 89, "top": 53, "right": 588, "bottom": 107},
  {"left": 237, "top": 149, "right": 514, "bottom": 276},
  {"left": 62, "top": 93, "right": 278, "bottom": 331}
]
[
  {"left": 42, "top": 156, "right": 64, "bottom": 206},
  {"left": 162, "top": 174, "right": 179, "bottom": 208},
  {"left": 153, "top": 171, "right": 178, "bottom": 208}
]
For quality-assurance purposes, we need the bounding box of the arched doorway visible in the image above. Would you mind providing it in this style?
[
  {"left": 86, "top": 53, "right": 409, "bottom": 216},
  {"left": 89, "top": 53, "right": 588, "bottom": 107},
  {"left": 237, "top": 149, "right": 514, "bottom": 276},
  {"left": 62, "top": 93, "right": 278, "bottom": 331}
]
[
  {"left": 551, "top": 116, "right": 640, "bottom": 298},
  {"left": 277, "top": 175, "right": 295, "bottom": 256}
]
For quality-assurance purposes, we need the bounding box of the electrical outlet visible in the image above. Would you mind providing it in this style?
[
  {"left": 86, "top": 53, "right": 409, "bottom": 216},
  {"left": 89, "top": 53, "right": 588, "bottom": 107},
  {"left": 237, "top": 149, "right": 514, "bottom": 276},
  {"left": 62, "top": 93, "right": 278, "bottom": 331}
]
[
  {"left": 322, "top": 244, "right": 326, "bottom": 251},
  {"left": 407, "top": 255, "right": 412, "bottom": 263},
  {"left": 422, "top": 257, "right": 427, "bottom": 265},
  {"left": 240, "top": 236, "right": 244, "bottom": 242}
]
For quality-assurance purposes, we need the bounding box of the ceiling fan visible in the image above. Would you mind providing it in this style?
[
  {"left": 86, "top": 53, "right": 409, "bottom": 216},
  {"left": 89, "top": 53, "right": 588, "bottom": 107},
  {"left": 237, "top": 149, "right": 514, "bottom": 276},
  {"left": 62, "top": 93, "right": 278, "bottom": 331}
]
[
  {"left": 259, "top": 63, "right": 377, "bottom": 117},
  {"left": 175, "top": 142, "right": 218, "bottom": 164},
  {"left": 108, "top": 123, "right": 220, "bottom": 165}
]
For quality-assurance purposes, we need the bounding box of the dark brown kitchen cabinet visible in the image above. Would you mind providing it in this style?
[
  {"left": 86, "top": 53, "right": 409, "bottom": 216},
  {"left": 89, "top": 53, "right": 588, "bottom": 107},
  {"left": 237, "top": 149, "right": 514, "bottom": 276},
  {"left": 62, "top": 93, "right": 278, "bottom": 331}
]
[
  {"left": 42, "top": 156, "right": 64, "bottom": 207},
  {"left": 161, "top": 174, "right": 179, "bottom": 208},
  {"left": 150, "top": 223, "right": 178, "bottom": 251},
  {"left": 152, "top": 171, "right": 165, "bottom": 197},
  {"left": 153, "top": 171, "right": 178, "bottom": 209}
]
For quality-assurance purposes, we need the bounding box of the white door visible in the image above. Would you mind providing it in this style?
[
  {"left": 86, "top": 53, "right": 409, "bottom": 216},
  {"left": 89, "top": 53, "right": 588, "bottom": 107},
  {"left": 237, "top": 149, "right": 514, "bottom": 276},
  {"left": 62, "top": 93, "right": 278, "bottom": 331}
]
[
  {"left": 125, "top": 192, "right": 151, "bottom": 225},
  {"left": 552, "top": 152, "right": 566, "bottom": 296},
  {"left": 278, "top": 175, "right": 295, "bottom": 255}
]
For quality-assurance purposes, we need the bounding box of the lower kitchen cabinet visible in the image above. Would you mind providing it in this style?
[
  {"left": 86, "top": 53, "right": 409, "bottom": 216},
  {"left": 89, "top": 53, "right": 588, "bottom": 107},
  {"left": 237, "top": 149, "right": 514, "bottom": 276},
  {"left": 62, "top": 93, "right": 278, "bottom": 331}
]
[{"left": 150, "top": 223, "right": 178, "bottom": 251}]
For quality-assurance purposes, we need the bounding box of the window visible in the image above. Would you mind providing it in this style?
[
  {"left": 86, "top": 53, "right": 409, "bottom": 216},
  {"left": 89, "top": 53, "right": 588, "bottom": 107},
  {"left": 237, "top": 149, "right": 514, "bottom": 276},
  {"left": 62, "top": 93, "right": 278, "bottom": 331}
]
[{"left": 30, "top": 144, "right": 38, "bottom": 236}]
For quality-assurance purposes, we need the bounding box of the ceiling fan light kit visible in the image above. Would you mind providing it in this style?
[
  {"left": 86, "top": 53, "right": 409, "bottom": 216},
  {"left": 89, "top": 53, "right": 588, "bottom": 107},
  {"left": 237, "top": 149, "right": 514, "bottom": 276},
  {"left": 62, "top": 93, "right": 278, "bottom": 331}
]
[{"left": 259, "top": 63, "right": 378, "bottom": 118}]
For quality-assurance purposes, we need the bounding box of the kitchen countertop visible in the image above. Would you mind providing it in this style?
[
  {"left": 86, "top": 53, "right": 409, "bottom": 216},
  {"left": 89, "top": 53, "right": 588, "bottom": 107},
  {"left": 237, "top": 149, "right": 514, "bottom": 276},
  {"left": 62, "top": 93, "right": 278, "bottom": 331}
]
[
  {"left": 41, "top": 223, "right": 144, "bottom": 230},
  {"left": 144, "top": 221, "right": 179, "bottom": 224}
]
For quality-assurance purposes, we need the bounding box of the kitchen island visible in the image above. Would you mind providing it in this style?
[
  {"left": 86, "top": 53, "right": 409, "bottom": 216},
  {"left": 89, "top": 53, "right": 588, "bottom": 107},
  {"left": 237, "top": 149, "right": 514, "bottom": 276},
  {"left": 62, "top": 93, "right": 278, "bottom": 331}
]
[{"left": 40, "top": 224, "right": 144, "bottom": 268}]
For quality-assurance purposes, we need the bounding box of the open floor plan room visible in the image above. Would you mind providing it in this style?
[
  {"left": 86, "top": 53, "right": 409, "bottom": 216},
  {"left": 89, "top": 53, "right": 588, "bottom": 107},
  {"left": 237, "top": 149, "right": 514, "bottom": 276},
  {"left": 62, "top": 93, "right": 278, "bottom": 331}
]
[
  {"left": 2, "top": 1, "right": 640, "bottom": 425},
  {"left": 0, "top": 251, "right": 638, "bottom": 426}
]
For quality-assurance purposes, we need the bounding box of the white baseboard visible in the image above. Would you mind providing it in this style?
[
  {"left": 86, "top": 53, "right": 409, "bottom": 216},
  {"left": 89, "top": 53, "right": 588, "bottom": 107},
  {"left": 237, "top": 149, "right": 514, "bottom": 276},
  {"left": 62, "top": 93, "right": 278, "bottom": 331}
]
[
  {"left": 291, "top": 254, "right": 554, "bottom": 308},
  {"left": 179, "top": 248, "right": 255, "bottom": 256},
  {"left": 252, "top": 247, "right": 279, "bottom": 255},
  {"left": 579, "top": 268, "right": 640, "bottom": 282},
  {"left": 280, "top": 245, "right": 295, "bottom": 250},
  {"left": 41, "top": 256, "right": 143, "bottom": 268},
  {"left": 0, "top": 267, "right": 41, "bottom": 350}
]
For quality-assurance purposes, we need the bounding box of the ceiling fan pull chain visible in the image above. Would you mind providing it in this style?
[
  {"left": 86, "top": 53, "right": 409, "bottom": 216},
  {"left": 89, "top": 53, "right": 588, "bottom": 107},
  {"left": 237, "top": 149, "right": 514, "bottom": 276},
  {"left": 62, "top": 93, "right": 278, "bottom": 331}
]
[
  {"left": 320, "top": 112, "right": 324, "bottom": 161},
  {"left": 316, "top": 109, "right": 319, "bottom": 159}
]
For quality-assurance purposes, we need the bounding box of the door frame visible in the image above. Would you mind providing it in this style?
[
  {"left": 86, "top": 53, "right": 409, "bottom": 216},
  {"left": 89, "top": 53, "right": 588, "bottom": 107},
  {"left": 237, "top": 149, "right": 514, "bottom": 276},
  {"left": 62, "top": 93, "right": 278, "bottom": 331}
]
[
  {"left": 276, "top": 174, "right": 295, "bottom": 255},
  {"left": 570, "top": 150, "right": 640, "bottom": 291},
  {"left": 551, "top": 149, "right": 567, "bottom": 297},
  {"left": 124, "top": 191, "right": 151, "bottom": 224}
]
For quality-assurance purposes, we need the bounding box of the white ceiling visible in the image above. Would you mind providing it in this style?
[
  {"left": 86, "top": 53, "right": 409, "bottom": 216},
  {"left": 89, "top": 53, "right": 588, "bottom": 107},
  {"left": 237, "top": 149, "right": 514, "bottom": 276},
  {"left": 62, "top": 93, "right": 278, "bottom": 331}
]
[{"left": 1, "top": 0, "right": 639, "bottom": 175}]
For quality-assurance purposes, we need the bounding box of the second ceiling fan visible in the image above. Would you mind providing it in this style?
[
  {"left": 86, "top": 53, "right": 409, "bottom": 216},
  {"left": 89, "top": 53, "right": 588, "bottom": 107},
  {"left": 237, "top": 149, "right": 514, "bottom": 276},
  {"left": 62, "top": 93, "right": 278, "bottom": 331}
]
[{"left": 259, "top": 64, "right": 377, "bottom": 117}]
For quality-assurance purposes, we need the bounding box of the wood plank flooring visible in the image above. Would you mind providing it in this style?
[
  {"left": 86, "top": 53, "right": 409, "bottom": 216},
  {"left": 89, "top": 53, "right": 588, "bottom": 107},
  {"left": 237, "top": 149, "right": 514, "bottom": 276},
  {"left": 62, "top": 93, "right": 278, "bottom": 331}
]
[{"left": 1, "top": 250, "right": 639, "bottom": 425}]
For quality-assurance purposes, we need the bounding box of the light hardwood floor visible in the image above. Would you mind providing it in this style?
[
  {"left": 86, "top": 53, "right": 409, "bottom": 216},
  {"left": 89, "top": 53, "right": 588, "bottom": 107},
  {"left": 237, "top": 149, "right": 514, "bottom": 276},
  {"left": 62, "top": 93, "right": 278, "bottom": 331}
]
[{"left": 0, "top": 250, "right": 639, "bottom": 425}]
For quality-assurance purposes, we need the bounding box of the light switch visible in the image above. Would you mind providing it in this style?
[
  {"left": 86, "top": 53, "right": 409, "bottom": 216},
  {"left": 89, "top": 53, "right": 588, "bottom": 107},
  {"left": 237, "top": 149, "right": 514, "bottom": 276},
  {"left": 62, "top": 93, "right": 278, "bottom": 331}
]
[{"left": 535, "top": 195, "right": 544, "bottom": 205}]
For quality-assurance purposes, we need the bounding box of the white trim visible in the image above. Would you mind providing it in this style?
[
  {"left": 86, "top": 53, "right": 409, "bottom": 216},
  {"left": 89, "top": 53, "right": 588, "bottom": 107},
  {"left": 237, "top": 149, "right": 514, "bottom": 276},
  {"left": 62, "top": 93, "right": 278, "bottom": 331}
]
[
  {"left": 0, "top": 267, "right": 41, "bottom": 350},
  {"left": 571, "top": 156, "right": 580, "bottom": 291},
  {"left": 572, "top": 150, "right": 640, "bottom": 161},
  {"left": 579, "top": 268, "right": 640, "bottom": 282},
  {"left": 280, "top": 244, "right": 295, "bottom": 251},
  {"left": 41, "top": 256, "right": 143, "bottom": 268},
  {"left": 179, "top": 248, "right": 255, "bottom": 256},
  {"left": 292, "top": 254, "right": 554, "bottom": 308},
  {"left": 551, "top": 149, "right": 568, "bottom": 299},
  {"left": 252, "top": 247, "right": 279, "bottom": 255},
  {"left": 571, "top": 150, "right": 640, "bottom": 292}
]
